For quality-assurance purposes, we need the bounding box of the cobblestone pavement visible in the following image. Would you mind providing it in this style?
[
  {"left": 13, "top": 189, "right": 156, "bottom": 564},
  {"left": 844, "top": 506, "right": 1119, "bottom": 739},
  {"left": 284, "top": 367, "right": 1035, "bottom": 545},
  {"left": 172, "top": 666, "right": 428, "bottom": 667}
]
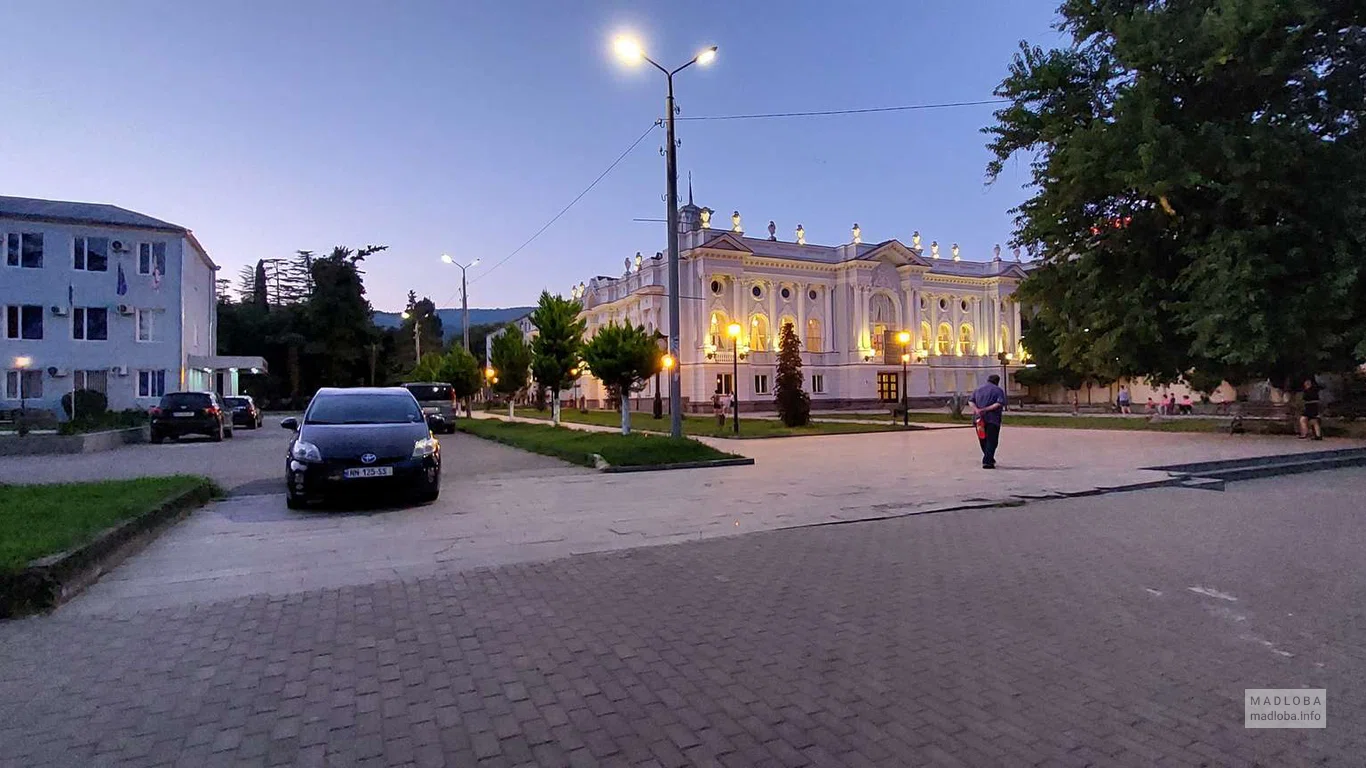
[{"left": 3, "top": 469, "right": 1363, "bottom": 767}]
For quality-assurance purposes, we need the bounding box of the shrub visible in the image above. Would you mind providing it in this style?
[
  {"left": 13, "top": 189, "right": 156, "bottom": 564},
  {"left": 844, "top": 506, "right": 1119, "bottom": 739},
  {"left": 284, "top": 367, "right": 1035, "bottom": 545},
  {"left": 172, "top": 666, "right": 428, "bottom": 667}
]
[{"left": 60, "top": 389, "right": 108, "bottom": 419}]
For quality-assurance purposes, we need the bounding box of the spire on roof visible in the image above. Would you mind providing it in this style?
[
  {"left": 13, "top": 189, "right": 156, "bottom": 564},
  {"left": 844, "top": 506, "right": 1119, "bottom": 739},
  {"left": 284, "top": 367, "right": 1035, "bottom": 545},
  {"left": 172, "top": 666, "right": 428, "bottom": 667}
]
[{"left": 688, "top": 172, "right": 694, "bottom": 206}]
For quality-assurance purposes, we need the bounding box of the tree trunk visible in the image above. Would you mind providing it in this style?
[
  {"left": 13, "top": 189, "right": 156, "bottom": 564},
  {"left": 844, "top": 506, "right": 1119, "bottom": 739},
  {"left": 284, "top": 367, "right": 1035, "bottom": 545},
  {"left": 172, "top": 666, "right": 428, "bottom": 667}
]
[
  {"left": 508, "top": 400, "right": 514, "bottom": 420},
  {"left": 620, "top": 393, "right": 631, "bottom": 435},
  {"left": 551, "top": 389, "right": 561, "bottom": 426}
]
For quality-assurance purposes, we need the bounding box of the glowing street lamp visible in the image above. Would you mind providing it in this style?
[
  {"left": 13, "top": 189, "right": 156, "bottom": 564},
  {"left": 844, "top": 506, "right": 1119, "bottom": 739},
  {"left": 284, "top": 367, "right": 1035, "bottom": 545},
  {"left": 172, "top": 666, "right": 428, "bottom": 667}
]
[
  {"left": 13, "top": 356, "right": 32, "bottom": 414},
  {"left": 440, "top": 254, "right": 481, "bottom": 352},
  {"left": 897, "top": 331, "right": 912, "bottom": 426},
  {"left": 612, "top": 32, "right": 718, "bottom": 439},
  {"left": 726, "top": 322, "right": 742, "bottom": 434}
]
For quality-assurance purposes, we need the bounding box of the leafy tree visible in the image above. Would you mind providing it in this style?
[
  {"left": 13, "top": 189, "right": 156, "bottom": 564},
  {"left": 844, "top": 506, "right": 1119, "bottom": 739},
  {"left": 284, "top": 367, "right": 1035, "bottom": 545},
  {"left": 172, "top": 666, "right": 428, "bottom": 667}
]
[
  {"left": 408, "top": 346, "right": 482, "bottom": 415},
  {"left": 580, "top": 322, "right": 658, "bottom": 435},
  {"left": 529, "top": 291, "right": 586, "bottom": 426},
  {"left": 489, "top": 325, "right": 532, "bottom": 418},
  {"left": 304, "top": 246, "right": 386, "bottom": 388},
  {"left": 985, "top": 0, "right": 1366, "bottom": 390},
  {"left": 774, "top": 321, "right": 810, "bottom": 426}
]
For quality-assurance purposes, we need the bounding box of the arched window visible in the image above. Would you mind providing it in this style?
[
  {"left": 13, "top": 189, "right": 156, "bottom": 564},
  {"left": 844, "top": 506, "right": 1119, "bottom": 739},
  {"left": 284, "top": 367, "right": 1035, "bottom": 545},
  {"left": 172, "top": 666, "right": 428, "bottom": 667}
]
[
  {"left": 806, "top": 318, "right": 823, "bottom": 352},
  {"left": 958, "top": 324, "right": 974, "bottom": 356},
  {"left": 920, "top": 321, "right": 932, "bottom": 352},
  {"left": 750, "top": 314, "right": 771, "bottom": 352},
  {"left": 868, "top": 293, "right": 895, "bottom": 354},
  {"left": 936, "top": 323, "right": 953, "bottom": 356},
  {"left": 709, "top": 311, "right": 729, "bottom": 349},
  {"left": 1000, "top": 325, "right": 1011, "bottom": 355}
]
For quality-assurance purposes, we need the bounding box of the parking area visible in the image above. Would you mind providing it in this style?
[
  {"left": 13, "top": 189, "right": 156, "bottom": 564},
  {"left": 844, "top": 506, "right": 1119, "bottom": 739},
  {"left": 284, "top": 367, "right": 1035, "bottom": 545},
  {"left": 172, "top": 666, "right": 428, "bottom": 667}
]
[{"left": 0, "top": 415, "right": 579, "bottom": 495}]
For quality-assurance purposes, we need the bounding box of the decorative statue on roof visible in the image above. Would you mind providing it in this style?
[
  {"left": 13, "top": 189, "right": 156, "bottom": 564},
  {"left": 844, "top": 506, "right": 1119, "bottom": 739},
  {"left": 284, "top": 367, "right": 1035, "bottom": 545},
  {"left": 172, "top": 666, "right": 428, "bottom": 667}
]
[
  {"left": 912, "top": 230, "right": 922, "bottom": 249},
  {"left": 1013, "top": 246, "right": 1021, "bottom": 261},
  {"left": 700, "top": 207, "right": 712, "bottom": 229},
  {"left": 624, "top": 257, "right": 631, "bottom": 275},
  {"left": 654, "top": 251, "right": 663, "bottom": 260},
  {"left": 852, "top": 223, "right": 861, "bottom": 244},
  {"left": 992, "top": 244, "right": 1001, "bottom": 261},
  {"left": 731, "top": 210, "right": 742, "bottom": 233},
  {"left": 931, "top": 240, "right": 940, "bottom": 259},
  {"left": 796, "top": 224, "right": 805, "bottom": 245},
  {"left": 767, "top": 221, "right": 776, "bottom": 240},
  {"left": 952, "top": 243, "right": 961, "bottom": 261},
  {"left": 634, "top": 251, "right": 643, "bottom": 272}
]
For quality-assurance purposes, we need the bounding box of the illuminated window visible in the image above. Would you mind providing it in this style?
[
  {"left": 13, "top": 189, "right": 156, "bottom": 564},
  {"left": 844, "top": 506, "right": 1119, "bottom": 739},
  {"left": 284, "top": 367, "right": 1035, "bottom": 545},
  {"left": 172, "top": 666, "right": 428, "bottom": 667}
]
[
  {"left": 936, "top": 323, "right": 952, "bottom": 356},
  {"left": 877, "top": 372, "right": 899, "bottom": 402},
  {"left": 709, "top": 311, "right": 729, "bottom": 348},
  {"left": 806, "top": 318, "right": 823, "bottom": 352},
  {"left": 958, "top": 324, "right": 974, "bottom": 356},
  {"left": 920, "top": 321, "right": 931, "bottom": 352},
  {"left": 1000, "top": 325, "right": 1011, "bottom": 354},
  {"left": 779, "top": 316, "right": 797, "bottom": 347},
  {"left": 750, "top": 314, "right": 770, "bottom": 352}
]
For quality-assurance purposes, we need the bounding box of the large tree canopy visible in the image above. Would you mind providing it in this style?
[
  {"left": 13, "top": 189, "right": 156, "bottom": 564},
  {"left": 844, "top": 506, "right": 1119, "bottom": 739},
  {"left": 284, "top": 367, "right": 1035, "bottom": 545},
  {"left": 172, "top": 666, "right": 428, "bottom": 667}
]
[
  {"left": 528, "top": 291, "right": 586, "bottom": 426},
  {"left": 986, "top": 0, "right": 1366, "bottom": 387}
]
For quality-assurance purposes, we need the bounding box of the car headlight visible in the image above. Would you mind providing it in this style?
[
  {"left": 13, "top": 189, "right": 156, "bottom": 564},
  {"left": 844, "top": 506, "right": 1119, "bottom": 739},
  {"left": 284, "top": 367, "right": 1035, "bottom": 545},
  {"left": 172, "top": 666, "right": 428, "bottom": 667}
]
[
  {"left": 412, "top": 437, "right": 438, "bottom": 458},
  {"left": 291, "top": 440, "right": 322, "bottom": 462}
]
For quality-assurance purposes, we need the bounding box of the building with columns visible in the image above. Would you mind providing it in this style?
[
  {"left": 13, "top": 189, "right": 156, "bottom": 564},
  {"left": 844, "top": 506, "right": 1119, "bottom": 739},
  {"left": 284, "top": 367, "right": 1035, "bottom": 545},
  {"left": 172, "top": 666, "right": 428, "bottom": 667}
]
[{"left": 572, "top": 199, "right": 1029, "bottom": 411}]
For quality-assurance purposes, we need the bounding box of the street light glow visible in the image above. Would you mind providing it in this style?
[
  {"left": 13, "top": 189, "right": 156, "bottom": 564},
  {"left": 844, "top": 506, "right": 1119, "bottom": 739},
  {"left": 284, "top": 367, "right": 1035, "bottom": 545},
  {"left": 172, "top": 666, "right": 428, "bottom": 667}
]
[
  {"left": 901, "top": 353, "right": 910, "bottom": 364},
  {"left": 696, "top": 46, "right": 718, "bottom": 66},
  {"left": 662, "top": 354, "right": 675, "bottom": 370},
  {"left": 441, "top": 254, "right": 453, "bottom": 264},
  {"left": 484, "top": 367, "right": 496, "bottom": 380},
  {"left": 613, "top": 35, "right": 644, "bottom": 64},
  {"left": 896, "top": 330, "right": 911, "bottom": 345},
  {"left": 401, "top": 311, "right": 411, "bottom": 320},
  {"left": 726, "top": 322, "right": 742, "bottom": 338},
  {"left": 14, "top": 356, "right": 32, "bottom": 369}
]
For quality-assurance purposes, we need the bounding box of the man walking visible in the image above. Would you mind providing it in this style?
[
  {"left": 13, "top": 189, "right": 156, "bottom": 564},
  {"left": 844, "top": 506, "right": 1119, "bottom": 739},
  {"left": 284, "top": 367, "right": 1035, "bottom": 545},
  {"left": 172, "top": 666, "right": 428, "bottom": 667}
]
[
  {"left": 1299, "top": 377, "right": 1323, "bottom": 440},
  {"left": 970, "top": 374, "right": 1007, "bottom": 469}
]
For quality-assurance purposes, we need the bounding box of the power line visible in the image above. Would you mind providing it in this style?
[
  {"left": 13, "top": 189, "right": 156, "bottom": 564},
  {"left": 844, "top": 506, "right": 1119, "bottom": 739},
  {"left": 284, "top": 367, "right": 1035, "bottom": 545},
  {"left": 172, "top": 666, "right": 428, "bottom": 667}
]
[
  {"left": 677, "top": 98, "right": 1009, "bottom": 122},
  {"left": 458, "top": 123, "right": 658, "bottom": 296}
]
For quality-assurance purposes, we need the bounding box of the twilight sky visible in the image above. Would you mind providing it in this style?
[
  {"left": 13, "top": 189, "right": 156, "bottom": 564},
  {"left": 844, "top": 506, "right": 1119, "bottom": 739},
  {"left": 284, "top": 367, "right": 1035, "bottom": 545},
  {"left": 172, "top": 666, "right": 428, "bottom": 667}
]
[{"left": 0, "top": 0, "right": 1064, "bottom": 312}]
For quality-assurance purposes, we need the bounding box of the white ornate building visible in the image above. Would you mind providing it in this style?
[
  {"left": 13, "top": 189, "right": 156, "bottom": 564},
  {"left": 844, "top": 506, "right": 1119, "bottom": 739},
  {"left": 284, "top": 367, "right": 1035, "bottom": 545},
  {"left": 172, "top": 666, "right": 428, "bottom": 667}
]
[{"left": 573, "top": 199, "right": 1029, "bottom": 411}]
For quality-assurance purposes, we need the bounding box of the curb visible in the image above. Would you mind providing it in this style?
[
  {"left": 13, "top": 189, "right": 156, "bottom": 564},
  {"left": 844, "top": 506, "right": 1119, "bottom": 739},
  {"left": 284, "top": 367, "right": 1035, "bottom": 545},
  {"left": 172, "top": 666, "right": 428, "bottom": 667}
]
[
  {"left": 593, "top": 454, "right": 756, "bottom": 473},
  {"left": 1145, "top": 447, "right": 1366, "bottom": 484},
  {"left": 0, "top": 481, "right": 217, "bottom": 619}
]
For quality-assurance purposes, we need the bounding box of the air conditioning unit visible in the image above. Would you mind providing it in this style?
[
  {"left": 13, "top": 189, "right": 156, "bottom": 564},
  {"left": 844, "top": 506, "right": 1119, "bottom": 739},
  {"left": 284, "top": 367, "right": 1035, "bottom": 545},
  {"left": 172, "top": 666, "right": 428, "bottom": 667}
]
[
  {"left": 111, "top": 240, "right": 126, "bottom": 252},
  {"left": 110, "top": 366, "right": 130, "bottom": 377},
  {"left": 51, "top": 305, "right": 69, "bottom": 317},
  {"left": 117, "top": 304, "right": 134, "bottom": 316},
  {"left": 47, "top": 367, "right": 69, "bottom": 378}
]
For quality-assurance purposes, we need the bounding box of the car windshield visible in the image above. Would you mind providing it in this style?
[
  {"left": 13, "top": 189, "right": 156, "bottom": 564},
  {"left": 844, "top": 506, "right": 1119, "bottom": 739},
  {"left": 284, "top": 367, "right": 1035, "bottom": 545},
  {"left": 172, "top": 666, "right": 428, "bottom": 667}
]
[
  {"left": 404, "top": 384, "right": 453, "bottom": 402},
  {"left": 305, "top": 395, "right": 423, "bottom": 425},
  {"left": 160, "top": 393, "right": 212, "bottom": 409},
  {"left": 224, "top": 397, "right": 249, "bottom": 407}
]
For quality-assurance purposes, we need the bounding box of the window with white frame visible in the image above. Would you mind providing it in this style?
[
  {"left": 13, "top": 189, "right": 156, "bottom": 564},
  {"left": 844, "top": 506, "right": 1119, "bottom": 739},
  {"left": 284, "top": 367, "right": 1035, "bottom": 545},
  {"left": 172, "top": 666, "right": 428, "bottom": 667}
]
[
  {"left": 715, "top": 373, "right": 733, "bottom": 395},
  {"left": 811, "top": 374, "right": 825, "bottom": 394},
  {"left": 71, "top": 307, "right": 109, "bottom": 341},
  {"left": 136, "top": 309, "right": 156, "bottom": 342},
  {"left": 754, "top": 374, "right": 770, "bottom": 395},
  {"left": 74, "top": 369, "right": 109, "bottom": 394},
  {"left": 73, "top": 236, "right": 109, "bottom": 272},
  {"left": 4, "top": 370, "right": 43, "bottom": 399},
  {"left": 4, "top": 232, "right": 44, "bottom": 268},
  {"left": 4, "top": 305, "right": 44, "bottom": 340},
  {"left": 137, "top": 370, "right": 167, "bottom": 398},
  {"left": 137, "top": 242, "right": 167, "bottom": 276}
]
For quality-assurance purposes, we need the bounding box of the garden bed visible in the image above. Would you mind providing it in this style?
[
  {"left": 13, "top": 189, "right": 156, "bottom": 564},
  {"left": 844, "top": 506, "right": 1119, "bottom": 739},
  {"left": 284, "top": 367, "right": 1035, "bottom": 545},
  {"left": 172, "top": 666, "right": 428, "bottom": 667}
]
[{"left": 455, "top": 419, "right": 746, "bottom": 468}]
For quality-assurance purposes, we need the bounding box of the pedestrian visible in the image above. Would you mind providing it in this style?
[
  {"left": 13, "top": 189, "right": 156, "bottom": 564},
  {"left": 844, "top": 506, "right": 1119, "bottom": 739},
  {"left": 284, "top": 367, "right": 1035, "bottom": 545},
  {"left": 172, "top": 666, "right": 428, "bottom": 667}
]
[
  {"left": 1179, "top": 394, "right": 1193, "bottom": 415},
  {"left": 1145, "top": 396, "right": 1156, "bottom": 414},
  {"left": 1117, "top": 385, "right": 1132, "bottom": 414},
  {"left": 712, "top": 389, "right": 725, "bottom": 428},
  {"left": 1071, "top": 391, "right": 1080, "bottom": 416},
  {"left": 970, "top": 374, "right": 1007, "bottom": 469},
  {"left": 1299, "top": 377, "right": 1323, "bottom": 440}
]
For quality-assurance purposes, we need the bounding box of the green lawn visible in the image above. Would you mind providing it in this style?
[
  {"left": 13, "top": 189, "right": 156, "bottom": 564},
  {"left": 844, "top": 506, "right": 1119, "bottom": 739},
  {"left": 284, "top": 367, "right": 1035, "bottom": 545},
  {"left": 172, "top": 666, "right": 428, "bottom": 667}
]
[
  {"left": 455, "top": 419, "right": 742, "bottom": 467},
  {"left": 511, "top": 408, "right": 918, "bottom": 438},
  {"left": 0, "top": 476, "right": 216, "bottom": 572}
]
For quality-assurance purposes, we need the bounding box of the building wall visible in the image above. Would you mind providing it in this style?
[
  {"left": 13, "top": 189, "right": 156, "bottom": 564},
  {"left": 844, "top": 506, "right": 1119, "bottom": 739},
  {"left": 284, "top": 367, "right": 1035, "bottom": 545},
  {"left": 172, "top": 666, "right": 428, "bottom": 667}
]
[
  {"left": 0, "top": 217, "right": 193, "bottom": 414},
  {"left": 180, "top": 236, "right": 217, "bottom": 392}
]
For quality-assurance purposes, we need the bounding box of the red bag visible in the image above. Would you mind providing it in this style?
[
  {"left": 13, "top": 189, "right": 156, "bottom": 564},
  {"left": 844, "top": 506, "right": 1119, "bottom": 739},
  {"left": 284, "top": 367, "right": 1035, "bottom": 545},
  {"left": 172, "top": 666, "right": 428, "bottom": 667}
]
[{"left": 974, "top": 417, "right": 988, "bottom": 440}]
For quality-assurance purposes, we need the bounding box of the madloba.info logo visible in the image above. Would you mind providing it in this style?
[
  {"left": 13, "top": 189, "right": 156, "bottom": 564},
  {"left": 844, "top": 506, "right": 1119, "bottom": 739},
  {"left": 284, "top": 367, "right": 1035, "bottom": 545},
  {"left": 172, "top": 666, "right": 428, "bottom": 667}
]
[{"left": 1245, "top": 689, "right": 1326, "bottom": 729}]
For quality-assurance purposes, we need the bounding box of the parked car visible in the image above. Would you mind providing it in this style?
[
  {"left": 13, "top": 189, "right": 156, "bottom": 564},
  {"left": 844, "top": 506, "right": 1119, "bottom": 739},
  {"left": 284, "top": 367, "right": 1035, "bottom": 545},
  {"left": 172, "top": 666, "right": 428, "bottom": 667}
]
[
  {"left": 401, "top": 382, "right": 457, "bottom": 433},
  {"left": 223, "top": 395, "right": 263, "bottom": 429},
  {"left": 281, "top": 387, "right": 442, "bottom": 509},
  {"left": 150, "top": 392, "right": 234, "bottom": 443}
]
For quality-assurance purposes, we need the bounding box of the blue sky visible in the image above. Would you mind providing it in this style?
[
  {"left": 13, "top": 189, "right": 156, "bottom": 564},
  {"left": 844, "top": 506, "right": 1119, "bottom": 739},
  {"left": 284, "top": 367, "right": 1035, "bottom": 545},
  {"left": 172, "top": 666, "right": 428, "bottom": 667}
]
[{"left": 0, "top": 0, "right": 1064, "bottom": 312}]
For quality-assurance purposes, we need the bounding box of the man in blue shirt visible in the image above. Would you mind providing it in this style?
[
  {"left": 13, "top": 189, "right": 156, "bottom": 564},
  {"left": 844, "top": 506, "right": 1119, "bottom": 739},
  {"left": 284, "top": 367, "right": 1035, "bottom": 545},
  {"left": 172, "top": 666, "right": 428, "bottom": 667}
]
[{"left": 969, "top": 374, "right": 1007, "bottom": 469}]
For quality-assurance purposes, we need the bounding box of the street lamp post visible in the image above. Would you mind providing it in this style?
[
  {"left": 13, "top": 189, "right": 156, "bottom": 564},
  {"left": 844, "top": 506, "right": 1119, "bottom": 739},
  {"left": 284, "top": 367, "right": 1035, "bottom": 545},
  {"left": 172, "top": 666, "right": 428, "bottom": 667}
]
[
  {"left": 657, "top": 353, "right": 674, "bottom": 420},
  {"left": 897, "top": 331, "right": 912, "bottom": 427},
  {"left": 726, "top": 322, "right": 742, "bottom": 434},
  {"left": 401, "top": 309, "right": 425, "bottom": 365},
  {"left": 440, "top": 254, "right": 481, "bottom": 352},
  {"left": 14, "top": 356, "right": 32, "bottom": 415},
  {"left": 614, "top": 35, "right": 718, "bottom": 440},
  {"left": 997, "top": 351, "right": 1013, "bottom": 409}
]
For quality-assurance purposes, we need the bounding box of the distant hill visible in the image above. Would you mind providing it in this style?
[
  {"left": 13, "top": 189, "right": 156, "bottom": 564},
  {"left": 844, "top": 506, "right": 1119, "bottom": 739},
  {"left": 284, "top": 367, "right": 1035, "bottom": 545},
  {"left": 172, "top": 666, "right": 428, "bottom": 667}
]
[{"left": 373, "top": 307, "right": 534, "bottom": 342}]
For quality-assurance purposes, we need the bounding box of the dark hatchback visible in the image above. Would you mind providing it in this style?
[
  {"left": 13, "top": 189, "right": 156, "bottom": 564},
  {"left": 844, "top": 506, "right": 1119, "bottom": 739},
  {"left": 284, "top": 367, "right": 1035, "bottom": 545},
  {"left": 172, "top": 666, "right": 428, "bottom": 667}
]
[
  {"left": 150, "top": 392, "right": 234, "bottom": 443},
  {"left": 224, "top": 395, "right": 263, "bottom": 429},
  {"left": 282, "top": 387, "right": 441, "bottom": 509}
]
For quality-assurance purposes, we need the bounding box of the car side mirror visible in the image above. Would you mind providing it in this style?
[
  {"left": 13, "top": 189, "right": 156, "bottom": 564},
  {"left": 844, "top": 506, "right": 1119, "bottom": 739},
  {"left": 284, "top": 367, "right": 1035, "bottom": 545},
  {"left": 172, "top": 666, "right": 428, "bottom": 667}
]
[
  {"left": 426, "top": 414, "right": 446, "bottom": 431},
  {"left": 281, "top": 417, "right": 299, "bottom": 431}
]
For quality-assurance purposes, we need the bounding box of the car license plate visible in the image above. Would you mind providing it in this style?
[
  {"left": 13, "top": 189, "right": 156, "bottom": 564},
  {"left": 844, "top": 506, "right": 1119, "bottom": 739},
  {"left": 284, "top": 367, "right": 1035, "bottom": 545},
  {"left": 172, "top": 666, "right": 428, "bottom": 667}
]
[
  {"left": 234, "top": 407, "right": 246, "bottom": 412},
  {"left": 343, "top": 466, "right": 393, "bottom": 479},
  {"left": 174, "top": 412, "right": 195, "bottom": 418},
  {"left": 422, "top": 407, "right": 439, "bottom": 414}
]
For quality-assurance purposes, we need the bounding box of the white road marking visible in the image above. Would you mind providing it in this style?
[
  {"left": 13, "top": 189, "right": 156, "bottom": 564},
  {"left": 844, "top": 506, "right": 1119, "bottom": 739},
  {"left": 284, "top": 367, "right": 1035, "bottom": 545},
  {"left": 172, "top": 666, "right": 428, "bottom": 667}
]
[{"left": 1187, "top": 586, "right": 1238, "bottom": 602}]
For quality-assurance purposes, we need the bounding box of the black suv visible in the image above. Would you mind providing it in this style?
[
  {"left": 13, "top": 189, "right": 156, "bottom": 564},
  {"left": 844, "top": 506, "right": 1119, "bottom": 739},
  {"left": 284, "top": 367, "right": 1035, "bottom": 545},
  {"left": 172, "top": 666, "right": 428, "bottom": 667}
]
[
  {"left": 224, "top": 395, "right": 263, "bottom": 429},
  {"left": 150, "top": 391, "right": 235, "bottom": 443}
]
